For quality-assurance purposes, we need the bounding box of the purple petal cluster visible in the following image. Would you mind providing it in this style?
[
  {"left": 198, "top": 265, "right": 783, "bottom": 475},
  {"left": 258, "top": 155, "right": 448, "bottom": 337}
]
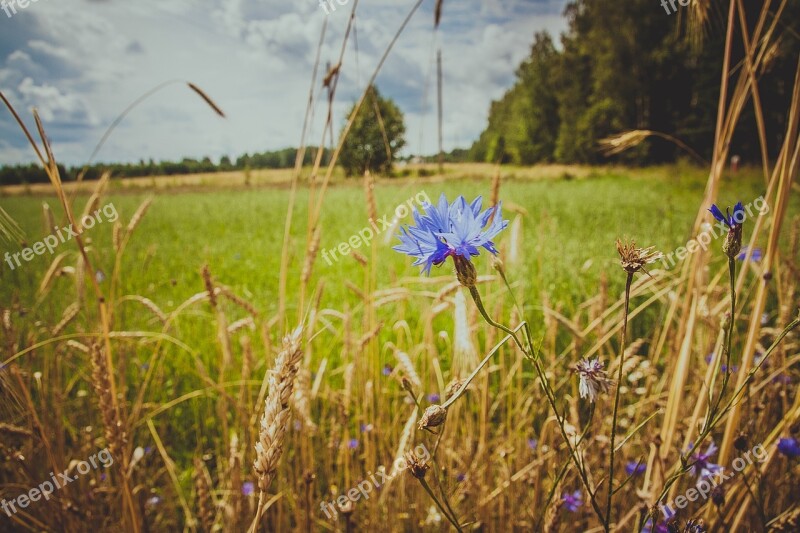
[
  {"left": 708, "top": 202, "right": 744, "bottom": 228},
  {"left": 688, "top": 440, "right": 723, "bottom": 479},
  {"left": 394, "top": 194, "right": 508, "bottom": 275},
  {"left": 562, "top": 490, "right": 583, "bottom": 512},
  {"left": 777, "top": 437, "right": 800, "bottom": 458}
]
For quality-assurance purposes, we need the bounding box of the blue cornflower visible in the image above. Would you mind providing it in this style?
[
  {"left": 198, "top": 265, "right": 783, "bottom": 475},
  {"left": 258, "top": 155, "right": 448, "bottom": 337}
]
[
  {"left": 456, "top": 473, "right": 466, "bottom": 482},
  {"left": 709, "top": 202, "right": 744, "bottom": 258},
  {"left": 625, "top": 461, "right": 646, "bottom": 476},
  {"left": 688, "top": 440, "right": 723, "bottom": 479},
  {"left": 348, "top": 438, "right": 359, "bottom": 450},
  {"left": 527, "top": 438, "right": 538, "bottom": 451},
  {"left": 242, "top": 481, "right": 255, "bottom": 496},
  {"left": 426, "top": 393, "right": 440, "bottom": 403},
  {"left": 709, "top": 202, "right": 745, "bottom": 229},
  {"left": 360, "top": 423, "right": 373, "bottom": 433},
  {"left": 562, "top": 490, "right": 582, "bottom": 512},
  {"left": 394, "top": 194, "right": 508, "bottom": 277},
  {"left": 382, "top": 364, "right": 393, "bottom": 376},
  {"left": 777, "top": 437, "right": 800, "bottom": 458},
  {"left": 736, "top": 246, "right": 762, "bottom": 262}
]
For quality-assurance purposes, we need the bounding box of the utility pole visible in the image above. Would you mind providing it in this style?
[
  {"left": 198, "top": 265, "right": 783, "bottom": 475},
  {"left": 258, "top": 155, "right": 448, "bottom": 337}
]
[{"left": 437, "top": 49, "right": 443, "bottom": 175}]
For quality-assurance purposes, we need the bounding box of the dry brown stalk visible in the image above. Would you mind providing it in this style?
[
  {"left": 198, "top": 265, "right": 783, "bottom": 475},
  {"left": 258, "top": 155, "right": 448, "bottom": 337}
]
[
  {"left": 253, "top": 327, "right": 304, "bottom": 492},
  {"left": 90, "top": 344, "right": 127, "bottom": 464}
]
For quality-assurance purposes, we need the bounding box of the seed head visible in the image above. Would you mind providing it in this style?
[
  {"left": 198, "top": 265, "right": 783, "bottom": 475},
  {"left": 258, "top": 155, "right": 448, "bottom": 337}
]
[
  {"left": 406, "top": 456, "right": 430, "bottom": 479},
  {"left": 616, "top": 239, "right": 662, "bottom": 275},
  {"left": 418, "top": 404, "right": 447, "bottom": 430},
  {"left": 574, "top": 358, "right": 614, "bottom": 403}
]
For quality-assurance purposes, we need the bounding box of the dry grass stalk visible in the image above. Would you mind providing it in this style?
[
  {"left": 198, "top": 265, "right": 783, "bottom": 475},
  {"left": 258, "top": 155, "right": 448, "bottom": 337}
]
[
  {"left": 52, "top": 302, "right": 80, "bottom": 336},
  {"left": 194, "top": 457, "right": 215, "bottom": 532},
  {"left": 301, "top": 225, "right": 321, "bottom": 286},
  {"left": 41, "top": 201, "right": 55, "bottom": 235},
  {"left": 90, "top": 344, "right": 126, "bottom": 463},
  {"left": 253, "top": 327, "right": 304, "bottom": 492},
  {"left": 0, "top": 205, "right": 25, "bottom": 245},
  {"left": 452, "top": 289, "right": 478, "bottom": 378},
  {"left": 364, "top": 170, "right": 378, "bottom": 223},
  {"left": 126, "top": 198, "right": 153, "bottom": 234},
  {"left": 187, "top": 82, "right": 226, "bottom": 118},
  {"left": 220, "top": 287, "right": 259, "bottom": 317}
]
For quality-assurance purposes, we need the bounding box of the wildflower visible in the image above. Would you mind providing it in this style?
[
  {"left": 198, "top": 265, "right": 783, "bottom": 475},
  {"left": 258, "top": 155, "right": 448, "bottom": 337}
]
[
  {"left": 382, "top": 364, "right": 393, "bottom": 376},
  {"left": 561, "top": 490, "right": 582, "bottom": 512},
  {"left": 642, "top": 519, "right": 670, "bottom": 533},
  {"left": 426, "top": 393, "right": 440, "bottom": 403},
  {"left": 777, "top": 437, "right": 800, "bottom": 458},
  {"left": 616, "top": 239, "right": 662, "bottom": 275},
  {"left": 527, "top": 438, "right": 538, "bottom": 451},
  {"left": 708, "top": 202, "right": 744, "bottom": 258},
  {"left": 736, "top": 246, "right": 762, "bottom": 262},
  {"left": 393, "top": 194, "right": 508, "bottom": 278},
  {"left": 418, "top": 404, "right": 447, "bottom": 430},
  {"left": 625, "top": 461, "right": 646, "bottom": 476},
  {"left": 456, "top": 473, "right": 466, "bottom": 482},
  {"left": 407, "top": 456, "right": 430, "bottom": 479},
  {"left": 574, "top": 358, "right": 614, "bottom": 402},
  {"left": 347, "top": 438, "right": 359, "bottom": 450},
  {"left": 688, "top": 440, "right": 723, "bottom": 479},
  {"left": 242, "top": 481, "right": 255, "bottom": 496},
  {"left": 360, "top": 423, "right": 373, "bottom": 433}
]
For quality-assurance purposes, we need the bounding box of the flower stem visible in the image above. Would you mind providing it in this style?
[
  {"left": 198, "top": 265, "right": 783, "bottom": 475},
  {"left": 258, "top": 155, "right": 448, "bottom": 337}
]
[
  {"left": 468, "top": 284, "right": 608, "bottom": 525},
  {"left": 607, "top": 271, "right": 633, "bottom": 531}
]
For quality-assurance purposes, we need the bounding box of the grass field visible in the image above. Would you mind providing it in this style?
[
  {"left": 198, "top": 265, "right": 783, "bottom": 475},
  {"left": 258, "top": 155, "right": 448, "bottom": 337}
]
[{"left": 2, "top": 163, "right": 799, "bottom": 532}]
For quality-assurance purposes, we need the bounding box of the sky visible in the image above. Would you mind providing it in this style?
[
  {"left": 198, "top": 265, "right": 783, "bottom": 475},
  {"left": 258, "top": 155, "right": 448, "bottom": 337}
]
[{"left": 0, "top": 0, "right": 568, "bottom": 166}]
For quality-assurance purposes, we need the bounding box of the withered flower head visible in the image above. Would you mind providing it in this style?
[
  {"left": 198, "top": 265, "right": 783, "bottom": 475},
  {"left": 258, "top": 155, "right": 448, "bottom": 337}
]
[
  {"left": 574, "top": 358, "right": 614, "bottom": 403},
  {"left": 616, "top": 239, "right": 662, "bottom": 275},
  {"left": 406, "top": 455, "right": 430, "bottom": 479},
  {"left": 445, "top": 378, "right": 467, "bottom": 399},
  {"left": 418, "top": 404, "right": 447, "bottom": 430}
]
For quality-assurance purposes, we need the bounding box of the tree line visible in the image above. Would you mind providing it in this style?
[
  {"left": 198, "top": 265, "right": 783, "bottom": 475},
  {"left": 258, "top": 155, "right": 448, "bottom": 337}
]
[
  {"left": 0, "top": 148, "right": 332, "bottom": 185},
  {"left": 469, "top": 0, "right": 800, "bottom": 165}
]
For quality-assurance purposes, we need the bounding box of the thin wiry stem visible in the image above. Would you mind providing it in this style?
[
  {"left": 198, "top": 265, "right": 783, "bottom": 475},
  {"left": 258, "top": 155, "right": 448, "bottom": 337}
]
[
  {"left": 468, "top": 284, "right": 607, "bottom": 525},
  {"left": 607, "top": 271, "right": 634, "bottom": 531}
]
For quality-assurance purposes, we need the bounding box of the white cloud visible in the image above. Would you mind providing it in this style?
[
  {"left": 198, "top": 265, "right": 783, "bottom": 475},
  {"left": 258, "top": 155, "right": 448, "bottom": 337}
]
[{"left": 0, "top": 0, "right": 568, "bottom": 165}]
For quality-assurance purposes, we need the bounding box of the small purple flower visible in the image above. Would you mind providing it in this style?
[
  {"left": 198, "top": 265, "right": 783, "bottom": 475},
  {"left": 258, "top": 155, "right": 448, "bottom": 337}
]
[
  {"left": 426, "top": 393, "right": 441, "bottom": 403},
  {"left": 709, "top": 202, "right": 745, "bottom": 258},
  {"left": 720, "top": 364, "right": 738, "bottom": 373},
  {"left": 382, "top": 364, "right": 393, "bottom": 376},
  {"left": 348, "top": 438, "right": 359, "bottom": 450},
  {"left": 705, "top": 353, "right": 714, "bottom": 364},
  {"left": 736, "top": 246, "right": 762, "bottom": 262},
  {"left": 688, "top": 440, "right": 723, "bottom": 479},
  {"left": 625, "top": 461, "right": 646, "bottom": 476},
  {"left": 456, "top": 473, "right": 466, "bottom": 482},
  {"left": 709, "top": 202, "right": 745, "bottom": 229},
  {"left": 642, "top": 518, "right": 670, "bottom": 533},
  {"left": 562, "top": 490, "right": 582, "bottom": 512},
  {"left": 527, "top": 438, "right": 538, "bottom": 451},
  {"left": 777, "top": 437, "right": 800, "bottom": 458},
  {"left": 242, "top": 481, "right": 255, "bottom": 496},
  {"left": 360, "top": 423, "right": 373, "bottom": 433}
]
